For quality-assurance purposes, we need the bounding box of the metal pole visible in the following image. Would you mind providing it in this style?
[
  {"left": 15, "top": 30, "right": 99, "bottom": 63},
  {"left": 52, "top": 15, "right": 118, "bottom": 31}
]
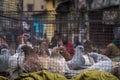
[
  {"left": 33, "top": 0, "right": 35, "bottom": 11},
  {"left": 117, "top": 3, "right": 120, "bottom": 78},
  {"left": 118, "top": 0, "right": 120, "bottom": 26},
  {"left": 19, "top": 0, "right": 23, "bottom": 26}
]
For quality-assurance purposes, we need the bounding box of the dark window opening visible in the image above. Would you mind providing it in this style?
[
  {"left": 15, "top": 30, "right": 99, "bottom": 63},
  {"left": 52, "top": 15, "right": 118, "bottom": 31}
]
[
  {"left": 27, "top": 4, "right": 34, "bottom": 11},
  {"left": 41, "top": 5, "right": 44, "bottom": 9}
]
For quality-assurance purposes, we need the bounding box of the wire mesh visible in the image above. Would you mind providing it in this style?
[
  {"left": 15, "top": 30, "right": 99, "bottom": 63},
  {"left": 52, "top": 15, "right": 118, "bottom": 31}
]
[{"left": 0, "top": 1, "right": 120, "bottom": 79}]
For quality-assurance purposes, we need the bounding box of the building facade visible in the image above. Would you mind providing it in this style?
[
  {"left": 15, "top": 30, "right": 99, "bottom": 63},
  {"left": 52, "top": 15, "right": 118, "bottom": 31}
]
[
  {"left": 75, "top": 0, "right": 120, "bottom": 49},
  {"left": 1, "top": 0, "right": 19, "bottom": 29},
  {"left": 23, "top": 0, "right": 57, "bottom": 41},
  {"left": 23, "top": 0, "right": 46, "bottom": 12}
]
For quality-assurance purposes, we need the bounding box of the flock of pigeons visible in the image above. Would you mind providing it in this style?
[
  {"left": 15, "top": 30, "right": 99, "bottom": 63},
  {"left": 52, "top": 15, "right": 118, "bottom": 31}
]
[{"left": 0, "top": 38, "right": 119, "bottom": 79}]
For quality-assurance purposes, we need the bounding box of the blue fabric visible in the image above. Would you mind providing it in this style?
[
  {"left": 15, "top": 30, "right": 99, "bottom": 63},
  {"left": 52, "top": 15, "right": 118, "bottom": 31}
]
[
  {"left": 33, "top": 23, "right": 40, "bottom": 33},
  {"left": 33, "top": 16, "right": 44, "bottom": 38},
  {"left": 33, "top": 16, "right": 43, "bottom": 33}
]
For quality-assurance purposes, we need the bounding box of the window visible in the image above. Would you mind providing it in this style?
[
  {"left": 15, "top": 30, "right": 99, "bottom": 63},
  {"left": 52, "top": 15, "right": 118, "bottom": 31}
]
[{"left": 27, "top": 4, "right": 34, "bottom": 11}]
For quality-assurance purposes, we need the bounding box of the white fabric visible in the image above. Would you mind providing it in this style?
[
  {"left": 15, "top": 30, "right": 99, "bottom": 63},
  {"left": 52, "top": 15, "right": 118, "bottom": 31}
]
[
  {"left": 22, "top": 21, "right": 29, "bottom": 30},
  {"left": 0, "top": 48, "right": 25, "bottom": 76}
]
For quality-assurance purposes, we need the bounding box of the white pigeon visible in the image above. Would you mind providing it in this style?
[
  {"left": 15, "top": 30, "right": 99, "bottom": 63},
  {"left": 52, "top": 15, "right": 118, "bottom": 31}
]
[
  {"left": 67, "top": 45, "right": 85, "bottom": 69},
  {"left": 0, "top": 48, "right": 25, "bottom": 79}
]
